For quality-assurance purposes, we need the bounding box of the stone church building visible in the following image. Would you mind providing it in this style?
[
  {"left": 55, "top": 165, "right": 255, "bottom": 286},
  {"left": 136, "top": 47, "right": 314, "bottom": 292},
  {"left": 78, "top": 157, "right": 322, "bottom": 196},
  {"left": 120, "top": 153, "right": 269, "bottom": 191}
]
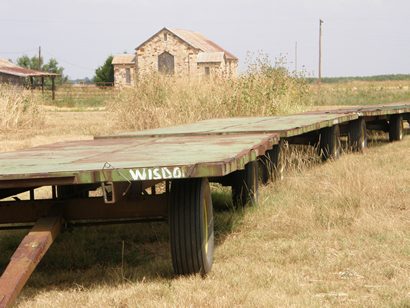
[{"left": 112, "top": 27, "right": 238, "bottom": 86}]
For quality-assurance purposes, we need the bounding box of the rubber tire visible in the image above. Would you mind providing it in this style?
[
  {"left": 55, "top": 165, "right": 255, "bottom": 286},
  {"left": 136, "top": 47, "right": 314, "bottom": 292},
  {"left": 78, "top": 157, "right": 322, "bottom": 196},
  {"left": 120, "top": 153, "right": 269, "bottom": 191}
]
[
  {"left": 348, "top": 118, "right": 367, "bottom": 152},
  {"left": 259, "top": 140, "right": 286, "bottom": 185},
  {"left": 57, "top": 185, "right": 89, "bottom": 199},
  {"left": 319, "top": 125, "right": 341, "bottom": 161},
  {"left": 232, "top": 161, "right": 258, "bottom": 207},
  {"left": 169, "top": 178, "right": 214, "bottom": 276},
  {"left": 389, "top": 114, "right": 403, "bottom": 142}
]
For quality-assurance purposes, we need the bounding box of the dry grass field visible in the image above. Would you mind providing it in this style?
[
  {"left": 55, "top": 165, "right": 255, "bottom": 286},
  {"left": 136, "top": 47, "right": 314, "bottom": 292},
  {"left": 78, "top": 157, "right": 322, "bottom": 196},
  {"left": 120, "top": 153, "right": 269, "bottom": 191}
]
[
  {"left": 0, "top": 77, "right": 409, "bottom": 307},
  {"left": 310, "top": 80, "right": 410, "bottom": 106},
  {"left": 0, "top": 109, "right": 109, "bottom": 152}
]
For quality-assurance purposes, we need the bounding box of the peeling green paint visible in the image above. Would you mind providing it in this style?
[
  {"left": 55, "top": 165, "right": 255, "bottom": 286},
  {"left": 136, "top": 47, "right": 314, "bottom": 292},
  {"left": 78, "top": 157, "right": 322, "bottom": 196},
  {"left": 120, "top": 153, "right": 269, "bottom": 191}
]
[
  {"left": 0, "top": 103, "right": 408, "bottom": 189},
  {"left": 0, "top": 134, "right": 278, "bottom": 188}
]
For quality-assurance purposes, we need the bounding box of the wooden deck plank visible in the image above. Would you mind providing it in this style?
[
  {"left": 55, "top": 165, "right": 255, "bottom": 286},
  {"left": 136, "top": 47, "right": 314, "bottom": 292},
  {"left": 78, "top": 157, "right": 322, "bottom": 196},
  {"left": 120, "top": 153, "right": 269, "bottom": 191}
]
[
  {"left": 98, "top": 113, "right": 357, "bottom": 139},
  {"left": 98, "top": 103, "right": 410, "bottom": 140},
  {"left": 0, "top": 133, "right": 278, "bottom": 187}
]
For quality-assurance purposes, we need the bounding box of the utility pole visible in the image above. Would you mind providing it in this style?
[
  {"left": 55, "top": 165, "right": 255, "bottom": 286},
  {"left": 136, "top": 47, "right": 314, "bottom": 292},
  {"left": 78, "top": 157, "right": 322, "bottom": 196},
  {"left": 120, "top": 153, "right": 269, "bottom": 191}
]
[
  {"left": 318, "top": 19, "right": 324, "bottom": 84},
  {"left": 38, "top": 46, "right": 42, "bottom": 71},
  {"left": 294, "top": 41, "right": 298, "bottom": 74}
]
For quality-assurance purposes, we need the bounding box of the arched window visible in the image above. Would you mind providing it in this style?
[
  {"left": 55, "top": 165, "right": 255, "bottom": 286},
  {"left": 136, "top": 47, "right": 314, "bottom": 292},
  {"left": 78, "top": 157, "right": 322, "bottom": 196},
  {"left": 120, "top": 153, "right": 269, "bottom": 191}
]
[{"left": 158, "top": 51, "right": 174, "bottom": 75}]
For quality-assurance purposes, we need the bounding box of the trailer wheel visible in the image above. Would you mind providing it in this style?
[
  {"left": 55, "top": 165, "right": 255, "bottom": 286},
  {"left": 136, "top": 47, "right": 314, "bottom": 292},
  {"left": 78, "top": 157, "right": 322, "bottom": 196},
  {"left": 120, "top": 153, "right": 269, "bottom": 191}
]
[
  {"left": 319, "top": 125, "right": 341, "bottom": 161},
  {"left": 169, "top": 178, "right": 214, "bottom": 276},
  {"left": 348, "top": 118, "right": 367, "bottom": 152},
  {"left": 259, "top": 140, "right": 286, "bottom": 185},
  {"left": 232, "top": 161, "right": 258, "bottom": 207},
  {"left": 389, "top": 114, "right": 403, "bottom": 142}
]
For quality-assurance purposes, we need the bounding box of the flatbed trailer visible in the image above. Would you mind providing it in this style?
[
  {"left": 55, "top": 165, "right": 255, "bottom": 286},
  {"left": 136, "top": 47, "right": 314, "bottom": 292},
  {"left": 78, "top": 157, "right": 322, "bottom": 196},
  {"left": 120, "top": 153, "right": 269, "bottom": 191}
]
[
  {"left": 99, "top": 103, "right": 410, "bottom": 142},
  {"left": 99, "top": 102, "right": 410, "bottom": 176},
  {"left": 0, "top": 102, "right": 409, "bottom": 307}
]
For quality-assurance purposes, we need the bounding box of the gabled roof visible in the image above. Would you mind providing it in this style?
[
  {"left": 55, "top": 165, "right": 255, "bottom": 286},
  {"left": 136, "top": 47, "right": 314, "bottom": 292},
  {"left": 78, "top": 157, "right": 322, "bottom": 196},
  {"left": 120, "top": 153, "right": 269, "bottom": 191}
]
[
  {"left": 135, "top": 27, "right": 238, "bottom": 61},
  {"left": 112, "top": 54, "right": 136, "bottom": 65},
  {"left": 0, "top": 58, "right": 59, "bottom": 77},
  {"left": 170, "top": 28, "right": 237, "bottom": 60}
]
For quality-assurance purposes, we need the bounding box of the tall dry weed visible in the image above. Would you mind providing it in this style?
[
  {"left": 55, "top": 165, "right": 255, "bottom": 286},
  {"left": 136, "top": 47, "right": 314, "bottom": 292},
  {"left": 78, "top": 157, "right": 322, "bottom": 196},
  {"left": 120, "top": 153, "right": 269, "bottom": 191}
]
[
  {"left": 0, "top": 84, "right": 44, "bottom": 131},
  {"left": 108, "top": 55, "right": 310, "bottom": 130}
]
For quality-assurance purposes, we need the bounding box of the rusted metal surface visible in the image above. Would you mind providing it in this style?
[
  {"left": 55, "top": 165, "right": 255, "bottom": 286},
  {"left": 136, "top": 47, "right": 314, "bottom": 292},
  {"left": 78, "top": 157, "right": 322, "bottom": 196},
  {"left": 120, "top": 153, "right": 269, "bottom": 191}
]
[
  {"left": 0, "top": 134, "right": 278, "bottom": 189},
  {"left": 0, "top": 195, "right": 168, "bottom": 226},
  {"left": 98, "top": 113, "right": 358, "bottom": 140},
  {"left": 0, "top": 58, "right": 59, "bottom": 78},
  {"left": 0, "top": 216, "right": 62, "bottom": 308}
]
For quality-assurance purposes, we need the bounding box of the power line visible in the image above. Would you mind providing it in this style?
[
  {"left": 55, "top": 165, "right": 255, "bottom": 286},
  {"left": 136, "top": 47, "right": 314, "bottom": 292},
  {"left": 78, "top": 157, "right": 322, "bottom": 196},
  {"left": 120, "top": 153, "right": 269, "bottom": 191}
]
[
  {"left": 0, "top": 46, "right": 95, "bottom": 72},
  {"left": 42, "top": 49, "right": 95, "bottom": 72},
  {"left": 0, "top": 48, "right": 37, "bottom": 55}
]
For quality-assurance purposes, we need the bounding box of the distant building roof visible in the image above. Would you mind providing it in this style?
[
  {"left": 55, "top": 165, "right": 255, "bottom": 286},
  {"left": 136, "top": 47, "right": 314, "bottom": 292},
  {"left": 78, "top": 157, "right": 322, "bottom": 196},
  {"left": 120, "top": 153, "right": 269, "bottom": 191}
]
[
  {"left": 197, "top": 52, "right": 226, "bottom": 63},
  {"left": 0, "top": 58, "right": 59, "bottom": 77},
  {"left": 112, "top": 54, "right": 136, "bottom": 65},
  {"left": 0, "top": 58, "right": 17, "bottom": 68},
  {"left": 170, "top": 28, "right": 237, "bottom": 60},
  {"left": 136, "top": 27, "right": 238, "bottom": 61}
]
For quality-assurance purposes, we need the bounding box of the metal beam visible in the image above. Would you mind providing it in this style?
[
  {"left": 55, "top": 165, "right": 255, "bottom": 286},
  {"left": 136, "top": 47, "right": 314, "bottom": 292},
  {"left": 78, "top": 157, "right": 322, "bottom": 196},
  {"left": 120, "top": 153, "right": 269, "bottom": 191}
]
[
  {"left": 0, "top": 176, "right": 75, "bottom": 190},
  {"left": 0, "top": 216, "right": 63, "bottom": 308},
  {"left": 0, "top": 195, "right": 168, "bottom": 225}
]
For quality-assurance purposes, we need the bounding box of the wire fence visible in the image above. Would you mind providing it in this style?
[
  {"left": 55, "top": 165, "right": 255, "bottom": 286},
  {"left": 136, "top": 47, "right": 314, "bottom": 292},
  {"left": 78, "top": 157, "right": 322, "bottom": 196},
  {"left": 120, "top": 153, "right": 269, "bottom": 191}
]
[{"left": 37, "top": 83, "right": 118, "bottom": 107}]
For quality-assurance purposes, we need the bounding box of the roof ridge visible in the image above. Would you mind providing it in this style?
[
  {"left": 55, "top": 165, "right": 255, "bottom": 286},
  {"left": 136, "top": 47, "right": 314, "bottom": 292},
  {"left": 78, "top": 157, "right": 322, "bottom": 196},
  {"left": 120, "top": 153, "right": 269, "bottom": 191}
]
[{"left": 135, "top": 27, "right": 238, "bottom": 61}]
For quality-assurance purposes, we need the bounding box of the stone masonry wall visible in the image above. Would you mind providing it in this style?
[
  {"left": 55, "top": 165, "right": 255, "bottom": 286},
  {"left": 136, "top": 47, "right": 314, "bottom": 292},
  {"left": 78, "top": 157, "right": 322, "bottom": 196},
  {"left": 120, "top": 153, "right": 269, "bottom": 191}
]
[
  {"left": 226, "top": 60, "right": 238, "bottom": 78},
  {"left": 137, "top": 29, "right": 198, "bottom": 77},
  {"left": 197, "top": 62, "right": 225, "bottom": 78},
  {"left": 114, "top": 64, "right": 135, "bottom": 86},
  {"left": 136, "top": 28, "right": 238, "bottom": 79}
]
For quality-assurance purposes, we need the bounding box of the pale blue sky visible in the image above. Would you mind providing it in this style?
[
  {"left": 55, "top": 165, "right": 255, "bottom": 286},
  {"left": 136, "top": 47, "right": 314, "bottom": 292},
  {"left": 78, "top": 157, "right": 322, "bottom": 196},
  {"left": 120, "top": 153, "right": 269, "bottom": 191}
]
[{"left": 1, "top": 0, "right": 409, "bottom": 79}]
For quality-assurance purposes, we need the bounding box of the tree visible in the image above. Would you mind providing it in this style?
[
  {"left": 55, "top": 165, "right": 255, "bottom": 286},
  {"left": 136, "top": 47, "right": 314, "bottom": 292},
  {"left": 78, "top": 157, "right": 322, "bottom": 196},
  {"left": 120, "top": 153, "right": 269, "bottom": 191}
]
[
  {"left": 16, "top": 55, "right": 67, "bottom": 84},
  {"left": 17, "top": 55, "right": 33, "bottom": 69},
  {"left": 42, "top": 58, "right": 63, "bottom": 75},
  {"left": 94, "top": 55, "right": 114, "bottom": 85},
  {"left": 43, "top": 58, "right": 67, "bottom": 84},
  {"left": 17, "top": 55, "right": 43, "bottom": 70}
]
